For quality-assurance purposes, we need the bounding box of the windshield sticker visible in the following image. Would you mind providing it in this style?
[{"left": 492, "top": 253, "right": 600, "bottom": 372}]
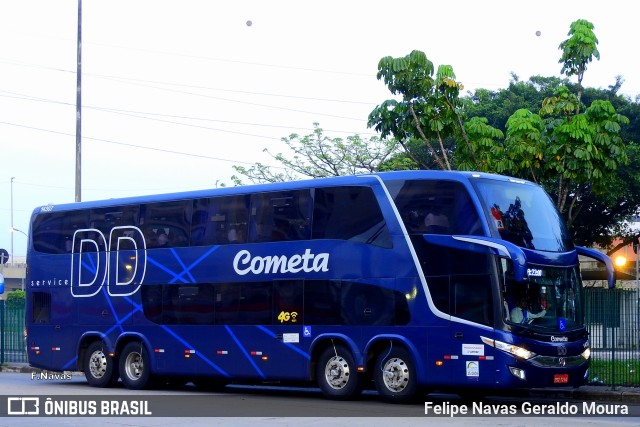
[{"left": 490, "top": 205, "right": 505, "bottom": 230}]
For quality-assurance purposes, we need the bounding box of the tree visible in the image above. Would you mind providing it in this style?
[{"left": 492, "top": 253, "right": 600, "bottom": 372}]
[
  {"left": 6, "top": 289, "right": 25, "bottom": 308},
  {"left": 231, "top": 123, "right": 401, "bottom": 184},
  {"left": 559, "top": 19, "right": 600, "bottom": 103},
  {"left": 367, "top": 50, "right": 478, "bottom": 170},
  {"left": 368, "top": 19, "right": 636, "bottom": 246},
  {"left": 463, "top": 77, "right": 640, "bottom": 249},
  {"left": 454, "top": 19, "right": 630, "bottom": 231},
  {"left": 462, "top": 74, "right": 569, "bottom": 131}
]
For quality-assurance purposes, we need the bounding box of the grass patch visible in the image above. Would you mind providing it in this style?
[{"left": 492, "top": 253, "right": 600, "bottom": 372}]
[{"left": 589, "top": 358, "right": 640, "bottom": 387}]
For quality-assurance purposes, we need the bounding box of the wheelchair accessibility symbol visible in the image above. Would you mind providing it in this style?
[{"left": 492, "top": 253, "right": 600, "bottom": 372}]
[{"left": 303, "top": 326, "right": 312, "bottom": 338}]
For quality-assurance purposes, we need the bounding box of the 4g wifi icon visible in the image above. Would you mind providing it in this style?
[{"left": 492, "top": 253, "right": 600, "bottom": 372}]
[{"left": 277, "top": 311, "right": 299, "bottom": 323}]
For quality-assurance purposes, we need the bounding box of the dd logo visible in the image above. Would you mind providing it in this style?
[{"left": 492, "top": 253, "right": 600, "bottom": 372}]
[{"left": 71, "top": 227, "right": 147, "bottom": 298}]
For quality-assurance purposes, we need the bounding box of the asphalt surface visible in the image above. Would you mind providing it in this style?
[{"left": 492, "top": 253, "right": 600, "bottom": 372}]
[{"left": 2, "top": 362, "right": 640, "bottom": 403}]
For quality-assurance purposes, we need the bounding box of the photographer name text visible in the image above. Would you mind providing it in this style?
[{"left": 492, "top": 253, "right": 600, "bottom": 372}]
[{"left": 425, "top": 401, "right": 629, "bottom": 417}]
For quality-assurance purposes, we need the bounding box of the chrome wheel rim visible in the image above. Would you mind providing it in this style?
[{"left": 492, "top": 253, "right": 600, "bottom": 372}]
[
  {"left": 124, "top": 351, "right": 143, "bottom": 381},
  {"left": 324, "top": 355, "right": 350, "bottom": 390},
  {"left": 88, "top": 349, "right": 107, "bottom": 379},
  {"left": 381, "top": 357, "right": 409, "bottom": 392}
]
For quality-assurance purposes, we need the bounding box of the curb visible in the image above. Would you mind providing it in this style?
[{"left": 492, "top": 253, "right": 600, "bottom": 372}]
[
  {"left": 530, "top": 386, "right": 640, "bottom": 404},
  {"left": 572, "top": 388, "right": 640, "bottom": 404}
]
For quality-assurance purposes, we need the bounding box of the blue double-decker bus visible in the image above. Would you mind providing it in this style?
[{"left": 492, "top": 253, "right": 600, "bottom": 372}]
[{"left": 24, "top": 171, "right": 614, "bottom": 402}]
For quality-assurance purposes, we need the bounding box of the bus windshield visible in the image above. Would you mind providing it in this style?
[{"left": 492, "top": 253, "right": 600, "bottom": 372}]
[
  {"left": 502, "top": 263, "right": 583, "bottom": 332},
  {"left": 472, "top": 178, "right": 573, "bottom": 252}
]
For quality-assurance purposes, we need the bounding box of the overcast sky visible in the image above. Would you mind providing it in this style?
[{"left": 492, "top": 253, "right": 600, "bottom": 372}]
[{"left": 1, "top": 0, "right": 638, "bottom": 258}]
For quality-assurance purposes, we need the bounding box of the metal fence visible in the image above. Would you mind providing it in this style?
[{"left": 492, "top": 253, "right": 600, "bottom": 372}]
[
  {"left": 1, "top": 291, "right": 639, "bottom": 387},
  {"left": 0, "top": 301, "right": 26, "bottom": 365},
  {"left": 584, "top": 287, "right": 640, "bottom": 387}
]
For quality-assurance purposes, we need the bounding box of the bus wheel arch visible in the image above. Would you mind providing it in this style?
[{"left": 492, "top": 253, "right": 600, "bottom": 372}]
[
  {"left": 82, "top": 339, "right": 119, "bottom": 388},
  {"left": 314, "top": 340, "right": 362, "bottom": 400},
  {"left": 373, "top": 345, "right": 418, "bottom": 403},
  {"left": 118, "top": 340, "right": 152, "bottom": 390}
]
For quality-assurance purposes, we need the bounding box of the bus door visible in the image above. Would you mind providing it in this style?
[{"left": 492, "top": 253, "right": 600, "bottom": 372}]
[{"left": 446, "top": 272, "right": 497, "bottom": 388}]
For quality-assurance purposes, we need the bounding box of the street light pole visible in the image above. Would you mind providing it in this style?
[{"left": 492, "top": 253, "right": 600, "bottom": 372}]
[{"left": 75, "top": 0, "right": 82, "bottom": 202}]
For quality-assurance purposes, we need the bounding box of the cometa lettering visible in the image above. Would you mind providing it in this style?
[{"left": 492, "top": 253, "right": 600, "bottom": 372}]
[{"left": 233, "top": 249, "right": 329, "bottom": 276}]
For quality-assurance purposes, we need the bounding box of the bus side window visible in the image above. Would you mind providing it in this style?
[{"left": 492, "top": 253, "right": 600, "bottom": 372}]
[
  {"left": 191, "top": 196, "right": 249, "bottom": 246},
  {"left": 311, "top": 186, "right": 391, "bottom": 247},
  {"left": 140, "top": 201, "right": 191, "bottom": 248},
  {"left": 250, "top": 190, "right": 311, "bottom": 243},
  {"left": 33, "top": 210, "right": 89, "bottom": 254}
]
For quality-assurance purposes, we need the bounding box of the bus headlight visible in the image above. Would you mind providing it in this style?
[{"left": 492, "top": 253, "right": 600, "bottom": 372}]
[
  {"left": 581, "top": 348, "right": 591, "bottom": 360},
  {"left": 482, "top": 336, "right": 536, "bottom": 360}
]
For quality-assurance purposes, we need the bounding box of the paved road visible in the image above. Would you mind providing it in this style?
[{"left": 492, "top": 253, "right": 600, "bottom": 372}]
[{"left": 1, "top": 372, "right": 639, "bottom": 426}]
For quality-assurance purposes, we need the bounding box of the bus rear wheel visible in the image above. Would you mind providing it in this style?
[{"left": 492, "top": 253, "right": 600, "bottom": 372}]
[
  {"left": 119, "top": 342, "right": 151, "bottom": 390},
  {"left": 316, "top": 345, "right": 361, "bottom": 400},
  {"left": 84, "top": 341, "right": 118, "bottom": 387},
  {"left": 374, "top": 347, "right": 417, "bottom": 403}
]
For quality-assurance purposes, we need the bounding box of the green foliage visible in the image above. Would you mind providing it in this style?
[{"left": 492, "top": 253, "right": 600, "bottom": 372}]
[
  {"left": 231, "top": 19, "right": 639, "bottom": 249},
  {"left": 463, "top": 75, "right": 569, "bottom": 130},
  {"left": 6, "top": 289, "right": 25, "bottom": 308},
  {"left": 376, "top": 50, "right": 435, "bottom": 100},
  {"left": 452, "top": 19, "right": 629, "bottom": 230},
  {"left": 463, "top": 77, "right": 640, "bottom": 248},
  {"left": 458, "top": 117, "right": 504, "bottom": 172},
  {"left": 502, "top": 109, "right": 546, "bottom": 180},
  {"left": 369, "top": 50, "right": 474, "bottom": 170},
  {"left": 540, "top": 86, "right": 582, "bottom": 118},
  {"left": 559, "top": 19, "right": 600, "bottom": 83},
  {"left": 231, "top": 123, "right": 401, "bottom": 184}
]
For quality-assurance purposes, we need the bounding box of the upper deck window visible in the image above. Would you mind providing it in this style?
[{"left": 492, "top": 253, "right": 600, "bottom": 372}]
[
  {"left": 312, "top": 186, "right": 391, "bottom": 248},
  {"left": 388, "top": 179, "right": 482, "bottom": 236},
  {"left": 32, "top": 185, "right": 393, "bottom": 253}
]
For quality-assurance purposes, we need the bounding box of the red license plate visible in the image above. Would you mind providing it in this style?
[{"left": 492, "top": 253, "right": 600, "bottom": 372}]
[{"left": 554, "top": 374, "right": 569, "bottom": 384}]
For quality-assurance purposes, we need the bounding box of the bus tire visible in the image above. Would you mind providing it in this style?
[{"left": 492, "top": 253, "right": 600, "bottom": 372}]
[
  {"left": 374, "top": 347, "right": 417, "bottom": 403},
  {"left": 84, "top": 341, "right": 119, "bottom": 387},
  {"left": 119, "top": 341, "right": 151, "bottom": 390},
  {"left": 316, "top": 345, "right": 361, "bottom": 400}
]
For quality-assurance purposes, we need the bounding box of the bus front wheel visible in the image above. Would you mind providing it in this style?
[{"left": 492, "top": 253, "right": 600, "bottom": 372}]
[
  {"left": 119, "top": 342, "right": 151, "bottom": 390},
  {"left": 84, "top": 341, "right": 118, "bottom": 387},
  {"left": 316, "top": 345, "right": 361, "bottom": 400},
  {"left": 374, "top": 347, "right": 417, "bottom": 402}
]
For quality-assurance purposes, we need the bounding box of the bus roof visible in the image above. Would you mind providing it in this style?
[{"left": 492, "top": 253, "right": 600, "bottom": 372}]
[{"left": 31, "top": 170, "right": 532, "bottom": 214}]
